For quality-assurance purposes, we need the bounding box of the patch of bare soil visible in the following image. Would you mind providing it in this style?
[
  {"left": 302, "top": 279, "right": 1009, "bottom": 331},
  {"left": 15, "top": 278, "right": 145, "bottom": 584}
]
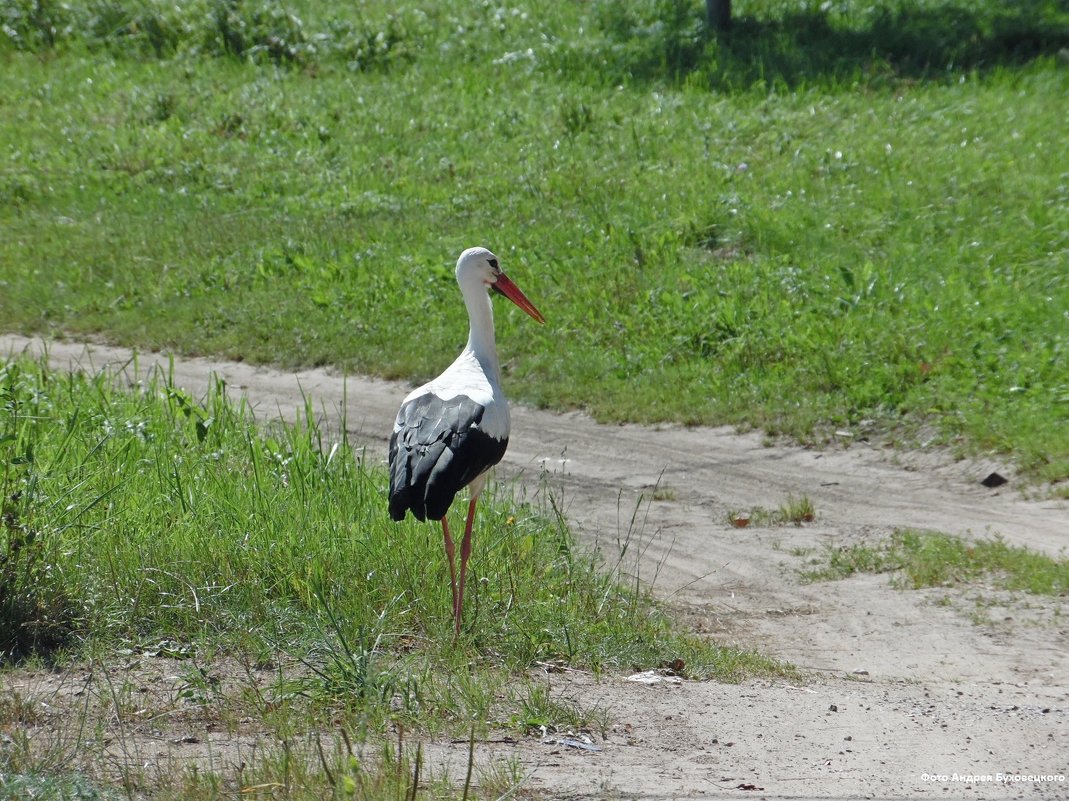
[
  {"left": 2, "top": 655, "right": 282, "bottom": 790},
  {"left": 2, "top": 334, "right": 1067, "bottom": 800}
]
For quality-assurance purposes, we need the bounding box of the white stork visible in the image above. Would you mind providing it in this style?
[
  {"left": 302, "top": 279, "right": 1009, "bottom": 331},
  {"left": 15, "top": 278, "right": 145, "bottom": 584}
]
[{"left": 388, "top": 247, "right": 544, "bottom": 637}]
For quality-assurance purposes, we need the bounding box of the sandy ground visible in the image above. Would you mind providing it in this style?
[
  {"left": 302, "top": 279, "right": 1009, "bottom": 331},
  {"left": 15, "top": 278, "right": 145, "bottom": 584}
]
[{"left": 2, "top": 333, "right": 1067, "bottom": 800}]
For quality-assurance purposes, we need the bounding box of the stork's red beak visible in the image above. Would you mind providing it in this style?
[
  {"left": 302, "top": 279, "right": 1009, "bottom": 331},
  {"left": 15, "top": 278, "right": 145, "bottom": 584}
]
[{"left": 493, "top": 273, "right": 545, "bottom": 324}]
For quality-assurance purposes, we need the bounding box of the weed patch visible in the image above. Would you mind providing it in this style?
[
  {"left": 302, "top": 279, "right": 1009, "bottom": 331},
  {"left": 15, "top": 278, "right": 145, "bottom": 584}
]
[
  {"left": 0, "top": 0, "right": 415, "bottom": 67},
  {"left": 0, "top": 357, "right": 795, "bottom": 799},
  {"left": 0, "top": 354, "right": 794, "bottom": 799},
  {"left": 0, "top": 773, "right": 119, "bottom": 801},
  {"left": 0, "top": 357, "right": 787, "bottom": 687},
  {"left": 512, "top": 681, "right": 611, "bottom": 738},
  {"left": 729, "top": 494, "right": 815, "bottom": 527},
  {"left": 803, "top": 529, "right": 1069, "bottom": 594}
]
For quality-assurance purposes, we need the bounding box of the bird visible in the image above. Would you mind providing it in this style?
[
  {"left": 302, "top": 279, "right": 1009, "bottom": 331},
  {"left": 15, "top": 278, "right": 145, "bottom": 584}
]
[{"left": 388, "top": 247, "right": 544, "bottom": 637}]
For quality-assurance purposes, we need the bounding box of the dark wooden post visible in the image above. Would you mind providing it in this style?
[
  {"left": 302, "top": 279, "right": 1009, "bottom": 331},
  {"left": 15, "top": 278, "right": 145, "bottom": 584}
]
[{"left": 707, "top": 0, "right": 732, "bottom": 32}]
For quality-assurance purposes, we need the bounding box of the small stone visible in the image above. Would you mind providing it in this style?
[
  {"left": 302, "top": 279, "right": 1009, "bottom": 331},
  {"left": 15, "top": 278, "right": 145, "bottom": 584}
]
[{"left": 981, "top": 472, "right": 1008, "bottom": 488}]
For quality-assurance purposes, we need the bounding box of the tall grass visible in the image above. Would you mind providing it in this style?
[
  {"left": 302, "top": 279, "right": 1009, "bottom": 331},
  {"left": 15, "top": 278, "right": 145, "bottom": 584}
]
[
  {"left": 0, "top": 356, "right": 783, "bottom": 681},
  {"left": 1, "top": 355, "right": 793, "bottom": 796},
  {"left": 0, "top": 0, "right": 412, "bottom": 66}
]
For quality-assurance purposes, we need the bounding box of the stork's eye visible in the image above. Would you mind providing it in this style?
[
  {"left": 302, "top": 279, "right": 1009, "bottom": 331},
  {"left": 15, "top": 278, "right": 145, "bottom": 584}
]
[{"left": 488, "top": 258, "right": 499, "bottom": 270}]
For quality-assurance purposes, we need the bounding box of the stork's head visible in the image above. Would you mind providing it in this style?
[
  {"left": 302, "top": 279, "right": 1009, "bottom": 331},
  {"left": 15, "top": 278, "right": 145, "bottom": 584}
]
[{"left": 456, "top": 247, "right": 545, "bottom": 324}]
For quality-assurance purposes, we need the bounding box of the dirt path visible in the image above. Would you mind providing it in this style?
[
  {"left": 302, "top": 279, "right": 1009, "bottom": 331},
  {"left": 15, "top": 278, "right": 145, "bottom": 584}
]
[{"left": 3, "top": 334, "right": 1067, "bottom": 800}]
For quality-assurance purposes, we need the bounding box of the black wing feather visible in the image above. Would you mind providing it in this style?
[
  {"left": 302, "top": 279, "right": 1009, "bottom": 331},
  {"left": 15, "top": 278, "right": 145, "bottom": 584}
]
[{"left": 388, "top": 393, "right": 508, "bottom": 522}]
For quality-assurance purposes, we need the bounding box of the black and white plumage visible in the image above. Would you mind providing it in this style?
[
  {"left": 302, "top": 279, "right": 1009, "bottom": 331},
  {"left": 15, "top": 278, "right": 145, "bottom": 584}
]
[
  {"left": 388, "top": 246, "right": 544, "bottom": 637},
  {"left": 388, "top": 392, "right": 508, "bottom": 522}
]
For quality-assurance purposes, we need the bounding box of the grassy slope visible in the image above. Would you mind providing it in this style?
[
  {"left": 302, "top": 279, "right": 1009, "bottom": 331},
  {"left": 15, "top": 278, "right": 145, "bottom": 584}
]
[{"left": 0, "top": 0, "right": 1067, "bottom": 488}]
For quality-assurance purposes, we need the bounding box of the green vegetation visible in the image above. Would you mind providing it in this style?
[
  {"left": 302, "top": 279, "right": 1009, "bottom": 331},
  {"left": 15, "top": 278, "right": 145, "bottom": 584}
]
[
  {"left": 0, "top": 356, "right": 789, "bottom": 795},
  {"left": 728, "top": 493, "right": 815, "bottom": 526},
  {"left": 0, "top": 720, "right": 450, "bottom": 801},
  {"left": 0, "top": 0, "right": 1066, "bottom": 486},
  {"left": 803, "top": 528, "right": 1069, "bottom": 594},
  {"left": 0, "top": 356, "right": 778, "bottom": 671},
  {"left": 3, "top": 4, "right": 1065, "bottom": 791},
  {"left": 512, "top": 681, "right": 611, "bottom": 737},
  {"left": 0, "top": 773, "right": 120, "bottom": 801}
]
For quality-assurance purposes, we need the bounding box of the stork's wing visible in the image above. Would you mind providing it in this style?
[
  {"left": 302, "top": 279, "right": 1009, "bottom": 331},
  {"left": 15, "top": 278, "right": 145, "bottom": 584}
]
[{"left": 388, "top": 392, "right": 508, "bottom": 522}]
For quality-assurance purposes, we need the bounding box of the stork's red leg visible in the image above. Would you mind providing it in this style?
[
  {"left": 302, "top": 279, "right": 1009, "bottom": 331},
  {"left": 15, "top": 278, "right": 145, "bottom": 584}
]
[
  {"left": 441, "top": 518, "right": 459, "bottom": 627},
  {"left": 454, "top": 497, "right": 478, "bottom": 637}
]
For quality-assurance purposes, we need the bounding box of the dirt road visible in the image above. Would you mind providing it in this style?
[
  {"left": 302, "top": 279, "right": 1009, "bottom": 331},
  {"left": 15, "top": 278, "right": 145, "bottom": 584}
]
[{"left": 3, "top": 334, "right": 1067, "bottom": 799}]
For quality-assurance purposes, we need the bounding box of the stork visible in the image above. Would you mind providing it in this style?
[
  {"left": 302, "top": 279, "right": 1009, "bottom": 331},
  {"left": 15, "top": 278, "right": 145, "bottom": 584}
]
[{"left": 388, "top": 247, "right": 544, "bottom": 637}]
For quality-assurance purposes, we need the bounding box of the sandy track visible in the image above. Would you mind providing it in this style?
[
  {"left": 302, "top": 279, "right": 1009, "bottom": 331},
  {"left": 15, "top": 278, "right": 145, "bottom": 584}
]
[{"left": 3, "top": 334, "right": 1067, "bottom": 799}]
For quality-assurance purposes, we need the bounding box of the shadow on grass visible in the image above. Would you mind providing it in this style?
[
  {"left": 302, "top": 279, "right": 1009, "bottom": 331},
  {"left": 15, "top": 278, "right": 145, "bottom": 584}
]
[{"left": 586, "top": 0, "right": 1069, "bottom": 89}]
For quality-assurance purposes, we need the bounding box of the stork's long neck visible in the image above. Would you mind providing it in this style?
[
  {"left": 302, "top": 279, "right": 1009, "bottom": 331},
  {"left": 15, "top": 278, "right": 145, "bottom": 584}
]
[{"left": 462, "top": 285, "right": 501, "bottom": 385}]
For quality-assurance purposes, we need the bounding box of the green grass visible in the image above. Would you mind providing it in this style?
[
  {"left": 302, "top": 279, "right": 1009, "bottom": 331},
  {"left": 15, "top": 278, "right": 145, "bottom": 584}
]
[
  {"left": 0, "top": 354, "right": 791, "bottom": 795},
  {"left": 511, "top": 681, "right": 611, "bottom": 737},
  {"left": 0, "top": 773, "right": 121, "bottom": 801},
  {"left": 728, "top": 493, "right": 815, "bottom": 526},
  {"left": 0, "top": 722, "right": 452, "bottom": 801},
  {"left": 0, "top": 0, "right": 1066, "bottom": 486},
  {"left": 0, "top": 356, "right": 781, "bottom": 673},
  {"left": 803, "top": 528, "right": 1069, "bottom": 594}
]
